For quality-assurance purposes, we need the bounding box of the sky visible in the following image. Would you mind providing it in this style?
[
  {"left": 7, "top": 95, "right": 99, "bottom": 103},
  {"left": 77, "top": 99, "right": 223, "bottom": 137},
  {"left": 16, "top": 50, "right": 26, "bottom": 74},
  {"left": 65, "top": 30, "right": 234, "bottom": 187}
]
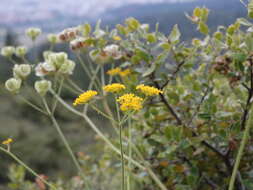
[{"left": 0, "top": 0, "right": 195, "bottom": 24}]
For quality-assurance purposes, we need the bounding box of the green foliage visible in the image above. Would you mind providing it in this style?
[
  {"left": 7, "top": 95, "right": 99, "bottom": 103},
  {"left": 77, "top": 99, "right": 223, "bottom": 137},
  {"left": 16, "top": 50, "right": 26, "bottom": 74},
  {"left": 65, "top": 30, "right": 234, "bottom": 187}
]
[
  {"left": 2, "top": 2, "right": 253, "bottom": 190},
  {"left": 7, "top": 165, "right": 35, "bottom": 190}
]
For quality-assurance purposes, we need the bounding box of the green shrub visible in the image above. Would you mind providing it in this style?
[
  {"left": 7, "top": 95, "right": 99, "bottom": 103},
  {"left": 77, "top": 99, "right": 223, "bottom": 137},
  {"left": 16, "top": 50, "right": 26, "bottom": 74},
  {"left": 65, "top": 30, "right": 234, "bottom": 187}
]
[{"left": 1, "top": 3, "right": 253, "bottom": 190}]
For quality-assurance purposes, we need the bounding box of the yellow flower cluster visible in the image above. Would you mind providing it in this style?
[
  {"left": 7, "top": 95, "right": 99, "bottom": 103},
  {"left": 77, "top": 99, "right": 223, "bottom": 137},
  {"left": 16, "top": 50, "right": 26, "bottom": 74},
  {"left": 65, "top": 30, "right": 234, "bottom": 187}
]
[
  {"left": 73, "top": 90, "right": 98, "bottom": 106},
  {"left": 119, "top": 69, "right": 131, "bottom": 77},
  {"left": 107, "top": 67, "right": 121, "bottom": 76},
  {"left": 106, "top": 67, "right": 131, "bottom": 77},
  {"left": 103, "top": 83, "right": 126, "bottom": 93},
  {"left": 2, "top": 138, "right": 13, "bottom": 145},
  {"left": 117, "top": 93, "right": 143, "bottom": 112},
  {"left": 113, "top": 36, "right": 122, "bottom": 41},
  {"left": 136, "top": 84, "right": 163, "bottom": 96}
]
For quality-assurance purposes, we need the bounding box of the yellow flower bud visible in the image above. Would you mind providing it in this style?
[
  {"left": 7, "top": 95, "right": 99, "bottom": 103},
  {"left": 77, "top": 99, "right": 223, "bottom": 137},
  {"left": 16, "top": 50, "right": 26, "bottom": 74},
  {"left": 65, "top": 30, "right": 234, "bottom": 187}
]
[{"left": 2, "top": 138, "right": 13, "bottom": 145}]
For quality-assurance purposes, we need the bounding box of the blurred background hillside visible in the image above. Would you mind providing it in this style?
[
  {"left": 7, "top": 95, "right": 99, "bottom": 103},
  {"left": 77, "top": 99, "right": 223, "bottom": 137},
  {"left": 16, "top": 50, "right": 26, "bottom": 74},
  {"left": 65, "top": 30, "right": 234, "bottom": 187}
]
[
  {"left": 0, "top": 0, "right": 248, "bottom": 188},
  {"left": 0, "top": 0, "right": 247, "bottom": 46}
]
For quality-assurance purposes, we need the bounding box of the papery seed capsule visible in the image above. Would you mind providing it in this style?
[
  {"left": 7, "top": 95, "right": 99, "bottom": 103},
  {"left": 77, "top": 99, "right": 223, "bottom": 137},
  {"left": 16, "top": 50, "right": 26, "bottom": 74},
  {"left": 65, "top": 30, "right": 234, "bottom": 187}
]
[
  {"left": 34, "top": 80, "right": 52, "bottom": 96},
  {"left": 59, "top": 60, "right": 76, "bottom": 75},
  {"left": 48, "top": 52, "right": 68, "bottom": 68},
  {"left": 103, "top": 44, "right": 122, "bottom": 60},
  {"left": 58, "top": 27, "right": 79, "bottom": 42},
  {"left": 1, "top": 46, "right": 15, "bottom": 57},
  {"left": 140, "top": 24, "right": 149, "bottom": 32},
  {"left": 70, "top": 37, "right": 87, "bottom": 51},
  {"left": 47, "top": 34, "right": 58, "bottom": 44},
  {"left": 69, "top": 31, "right": 76, "bottom": 38},
  {"left": 13, "top": 64, "right": 31, "bottom": 79},
  {"left": 15, "top": 46, "right": 27, "bottom": 57},
  {"left": 26, "top": 27, "right": 41, "bottom": 41},
  {"left": 59, "top": 33, "right": 67, "bottom": 41},
  {"left": 5, "top": 78, "right": 22, "bottom": 94}
]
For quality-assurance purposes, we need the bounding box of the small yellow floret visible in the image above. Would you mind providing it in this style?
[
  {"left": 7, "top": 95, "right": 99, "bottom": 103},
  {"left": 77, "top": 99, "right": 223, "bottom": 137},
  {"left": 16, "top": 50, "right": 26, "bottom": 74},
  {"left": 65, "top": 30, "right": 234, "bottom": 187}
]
[
  {"left": 119, "top": 68, "right": 131, "bottom": 77},
  {"left": 73, "top": 90, "right": 98, "bottom": 106},
  {"left": 136, "top": 84, "right": 163, "bottom": 96},
  {"left": 107, "top": 67, "right": 121, "bottom": 76},
  {"left": 117, "top": 93, "right": 143, "bottom": 112},
  {"left": 2, "top": 138, "right": 13, "bottom": 145},
  {"left": 103, "top": 83, "right": 126, "bottom": 93},
  {"left": 113, "top": 36, "right": 122, "bottom": 41}
]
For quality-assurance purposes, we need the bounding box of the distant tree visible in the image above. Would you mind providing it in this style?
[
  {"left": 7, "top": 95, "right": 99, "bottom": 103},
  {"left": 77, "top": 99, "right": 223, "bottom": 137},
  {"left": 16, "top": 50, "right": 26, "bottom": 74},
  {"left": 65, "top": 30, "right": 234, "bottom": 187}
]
[{"left": 4, "top": 29, "right": 18, "bottom": 46}]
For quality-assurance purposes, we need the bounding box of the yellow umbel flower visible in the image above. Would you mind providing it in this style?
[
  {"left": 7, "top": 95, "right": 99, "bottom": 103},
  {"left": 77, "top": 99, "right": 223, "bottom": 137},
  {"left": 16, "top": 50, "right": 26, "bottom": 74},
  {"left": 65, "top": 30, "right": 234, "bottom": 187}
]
[
  {"left": 113, "top": 36, "right": 122, "bottom": 41},
  {"left": 119, "top": 68, "right": 131, "bottom": 77},
  {"left": 117, "top": 93, "right": 143, "bottom": 112},
  {"left": 103, "top": 83, "right": 126, "bottom": 93},
  {"left": 136, "top": 84, "right": 163, "bottom": 96},
  {"left": 2, "top": 138, "right": 13, "bottom": 145},
  {"left": 107, "top": 67, "right": 121, "bottom": 76},
  {"left": 73, "top": 90, "right": 98, "bottom": 106}
]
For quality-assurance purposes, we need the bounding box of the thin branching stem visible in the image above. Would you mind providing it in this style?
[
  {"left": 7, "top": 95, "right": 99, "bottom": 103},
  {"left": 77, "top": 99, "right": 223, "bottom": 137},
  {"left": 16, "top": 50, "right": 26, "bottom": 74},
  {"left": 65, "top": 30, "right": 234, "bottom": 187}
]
[
  {"left": 50, "top": 89, "right": 168, "bottom": 190},
  {"left": 50, "top": 89, "right": 145, "bottom": 169},
  {"left": 127, "top": 118, "right": 132, "bottom": 190},
  {"left": 67, "top": 78, "right": 84, "bottom": 93},
  {"left": 42, "top": 97, "right": 91, "bottom": 189},
  {"left": 0, "top": 147, "right": 58, "bottom": 190},
  {"left": 119, "top": 121, "right": 125, "bottom": 190},
  {"left": 228, "top": 108, "right": 253, "bottom": 190},
  {"left": 90, "top": 104, "right": 118, "bottom": 124},
  {"left": 19, "top": 96, "right": 48, "bottom": 115}
]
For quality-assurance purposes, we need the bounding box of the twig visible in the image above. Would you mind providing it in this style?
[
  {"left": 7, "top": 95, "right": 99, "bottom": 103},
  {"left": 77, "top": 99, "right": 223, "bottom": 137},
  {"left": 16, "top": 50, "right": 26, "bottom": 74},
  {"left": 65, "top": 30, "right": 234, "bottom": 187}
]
[
  {"left": 161, "top": 61, "right": 185, "bottom": 89},
  {"left": 187, "top": 86, "right": 210, "bottom": 126}
]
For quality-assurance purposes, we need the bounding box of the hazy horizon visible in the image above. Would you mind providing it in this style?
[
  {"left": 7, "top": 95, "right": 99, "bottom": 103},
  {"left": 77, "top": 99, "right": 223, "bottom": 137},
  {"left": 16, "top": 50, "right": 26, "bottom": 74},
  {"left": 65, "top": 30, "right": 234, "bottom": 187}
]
[{"left": 0, "top": 0, "right": 196, "bottom": 25}]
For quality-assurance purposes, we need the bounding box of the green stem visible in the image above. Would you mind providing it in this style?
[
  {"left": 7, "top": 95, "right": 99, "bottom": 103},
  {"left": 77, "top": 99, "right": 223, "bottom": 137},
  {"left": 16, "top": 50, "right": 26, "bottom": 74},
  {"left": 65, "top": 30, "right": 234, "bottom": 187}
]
[
  {"left": 119, "top": 122, "right": 125, "bottom": 190},
  {"left": 102, "top": 99, "right": 119, "bottom": 133},
  {"left": 49, "top": 44, "right": 54, "bottom": 51},
  {"left": 50, "top": 89, "right": 145, "bottom": 170},
  {"left": 19, "top": 96, "right": 48, "bottom": 115},
  {"left": 63, "top": 83, "right": 81, "bottom": 95},
  {"left": 228, "top": 108, "right": 253, "bottom": 190},
  {"left": 0, "top": 147, "right": 58, "bottom": 190},
  {"left": 86, "top": 54, "right": 96, "bottom": 75},
  {"left": 90, "top": 104, "right": 118, "bottom": 124},
  {"left": 67, "top": 78, "right": 84, "bottom": 93},
  {"left": 42, "top": 97, "right": 91, "bottom": 189},
  {"left": 52, "top": 77, "right": 64, "bottom": 114},
  {"left": 22, "top": 57, "right": 31, "bottom": 65},
  {"left": 76, "top": 53, "right": 100, "bottom": 89},
  {"left": 108, "top": 64, "right": 114, "bottom": 84},
  {"left": 83, "top": 65, "right": 102, "bottom": 114},
  {"left": 76, "top": 54, "right": 92, "bottom": 78},
  {"left": 127, "top": 118, "right": 132, "bottom": 190},
  {"left": 50, "top": 116, "right": 90, "bottom": 189},
  {"left": 8, "top": 57, "right": 19, "bottom": 64},
  {"left": 115, "top": 94, "right": 125, "bottom": 190},
  {"left": 115, "top": 95, "right": 121, "bottom": 122},
  {"left": 101, "top": 66, "right": 105, "bottom": 87},
  {"left": 42, "top": 97, "right": 51, "bottom": 114},
  {"left": 88, "top": 64, "right": 101, "bottom": 90},
  {"left": 51, "top": 89, "right": 168, "bottom": 190}
]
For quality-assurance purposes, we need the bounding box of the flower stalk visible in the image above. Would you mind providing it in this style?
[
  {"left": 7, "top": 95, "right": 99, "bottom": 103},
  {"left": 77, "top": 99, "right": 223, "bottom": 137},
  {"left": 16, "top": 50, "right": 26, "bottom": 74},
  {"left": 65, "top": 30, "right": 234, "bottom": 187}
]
[{"left": 228, "top": 107, "right": 253, "bottom": 190}]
